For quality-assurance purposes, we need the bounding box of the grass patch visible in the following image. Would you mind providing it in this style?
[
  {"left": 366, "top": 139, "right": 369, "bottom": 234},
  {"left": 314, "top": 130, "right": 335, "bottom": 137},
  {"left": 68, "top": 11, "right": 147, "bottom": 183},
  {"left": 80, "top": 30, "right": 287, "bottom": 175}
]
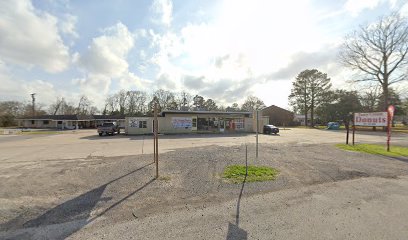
[
  {"left": 223, "top": 165, "right": 279, "bottom": 183},
  {"left": 336, "top": 143, "right": 408, "bottom": 158}
]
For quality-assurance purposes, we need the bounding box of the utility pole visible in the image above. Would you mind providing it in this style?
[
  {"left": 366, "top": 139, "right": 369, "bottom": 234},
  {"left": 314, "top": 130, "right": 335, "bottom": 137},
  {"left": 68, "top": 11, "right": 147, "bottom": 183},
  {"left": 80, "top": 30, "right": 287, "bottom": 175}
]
[
  {"left": 181, "top": 92, "right": 188, "bottom": 111},
  {"left": 30, "top": 93, "right": 36, "bottom": 116}
]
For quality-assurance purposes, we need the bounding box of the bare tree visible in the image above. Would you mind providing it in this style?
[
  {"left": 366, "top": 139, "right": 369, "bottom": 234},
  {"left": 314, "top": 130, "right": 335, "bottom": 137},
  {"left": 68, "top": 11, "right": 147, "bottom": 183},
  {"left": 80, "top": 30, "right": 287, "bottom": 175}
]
[
  {"left": 153, "top": 89, "right": 175, "bottom": 111},
  {"left": 49, "top": 98, "right": 76, "bottom": 115},
  {"left": 359, "top": 84, "right": 382, "bottom": 112},
  {"left": 0, "top": 101, "right": 25, "bottom": 116},
  {"left": 340, "top": 13, "right": 408, "bottom": 111},
  {"left": 203, "top": 99, "right": 218, "bottom": 111},
  {"left": 0, "top": 101, "right": 26, "bottom": 126},
  {"left": 127, "top": 90, "right": 147, "bottom": 115},
  {"left": 193, "top": 95, "right": 205, "bottom": 110},
  {"left": 76, "top": 95, "right": 94, "bottom": 115},
  {"left": 241, "top": 96, "right": 266, "bottom": 112},
  {"left": 104, "top": 94, "right": 119, "bottom": 115},
  {"left": 49, "top": 98, "right": 63, "bottom": 115},
  {"left": 176, "top": 91, "right": 192, "bottom": 110},
  {"left": 116, "top": 90, "right": 128, "bottom": 115},
  {"left": 226, "top": 103, "right": 239, "bottom": 112}
]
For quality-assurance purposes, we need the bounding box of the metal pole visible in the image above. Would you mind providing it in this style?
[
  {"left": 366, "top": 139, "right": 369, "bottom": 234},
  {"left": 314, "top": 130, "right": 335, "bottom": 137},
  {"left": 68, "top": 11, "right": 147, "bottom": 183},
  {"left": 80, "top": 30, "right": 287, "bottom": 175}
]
[
  {"left": 352, "top": 124, "right": 355, "bottom": 146},
  {"left": 154, "top": 101, "right": 159, "bottom": 179},
  {"left": 153, "top": 128, "right": 156, "bottom": 163},
  {"left": 256, "top": 110, "right": 259, "bottom": 160},
  {"left": 245, "top": 145, "right": 248, "bottom": 175},
  {"left": 346, "top": 122, "right": 349, "bottom": 145},
  {"left": 387, "top": 112, "right": 391, "bottom": 152},
  {"left": 352, "top": 113, "right": 356, "bottom": 146}
]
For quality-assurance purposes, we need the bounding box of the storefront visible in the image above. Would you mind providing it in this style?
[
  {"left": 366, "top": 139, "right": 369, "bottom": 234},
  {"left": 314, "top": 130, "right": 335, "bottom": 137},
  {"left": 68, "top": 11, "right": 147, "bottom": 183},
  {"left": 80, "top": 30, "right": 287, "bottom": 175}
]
[{"left": 125, "top": 111, "right": 256, "bottom": 135}]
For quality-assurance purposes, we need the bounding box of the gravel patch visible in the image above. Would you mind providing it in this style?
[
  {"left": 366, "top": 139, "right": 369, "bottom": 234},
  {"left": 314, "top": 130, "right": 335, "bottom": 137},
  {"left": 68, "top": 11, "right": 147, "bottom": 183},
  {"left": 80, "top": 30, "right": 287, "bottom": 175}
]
[{"left": 1, "top": 142, "right": 408, "bottom": 238}]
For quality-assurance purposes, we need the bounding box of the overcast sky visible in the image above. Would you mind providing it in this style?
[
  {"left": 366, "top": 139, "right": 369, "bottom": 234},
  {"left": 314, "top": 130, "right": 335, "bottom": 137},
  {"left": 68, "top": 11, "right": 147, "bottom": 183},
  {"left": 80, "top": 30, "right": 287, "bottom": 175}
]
[{"left": 1, "top": 0, "right": 408, "bottom": 110}]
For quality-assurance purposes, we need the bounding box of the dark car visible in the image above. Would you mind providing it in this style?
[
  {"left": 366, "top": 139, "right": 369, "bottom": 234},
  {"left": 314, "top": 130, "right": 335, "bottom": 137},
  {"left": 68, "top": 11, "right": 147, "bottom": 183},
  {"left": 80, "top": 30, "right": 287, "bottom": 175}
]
[{"left": 263, "top": 125, "right": 279, "bottom": 134}]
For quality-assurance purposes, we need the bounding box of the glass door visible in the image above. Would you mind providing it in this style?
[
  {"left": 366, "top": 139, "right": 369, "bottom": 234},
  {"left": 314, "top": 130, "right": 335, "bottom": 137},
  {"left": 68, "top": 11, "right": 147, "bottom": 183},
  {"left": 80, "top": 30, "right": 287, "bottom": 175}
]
[{"left": 192, "top": 116, "right": 197, "bottom": 131}]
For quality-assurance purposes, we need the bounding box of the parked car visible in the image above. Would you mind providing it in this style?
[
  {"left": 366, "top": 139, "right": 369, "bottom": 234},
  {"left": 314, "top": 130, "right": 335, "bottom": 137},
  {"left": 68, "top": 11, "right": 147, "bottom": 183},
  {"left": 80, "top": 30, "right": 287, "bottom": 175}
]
[
  {"left": 97, "top": 122, "right": 120, "bottom": 136},
  {"left": 263, "top": 125, "right": 279, "bottom": 134},
  {"left": 327, "top": 122, "right": 340, "bottom": 130}
]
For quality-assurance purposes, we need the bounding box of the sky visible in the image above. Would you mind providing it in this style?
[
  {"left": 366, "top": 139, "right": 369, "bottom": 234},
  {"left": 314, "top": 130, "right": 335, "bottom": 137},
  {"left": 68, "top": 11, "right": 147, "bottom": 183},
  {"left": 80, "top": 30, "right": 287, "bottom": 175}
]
[{"left": 1, "top": 0, "right": 408, "bottom": 111}]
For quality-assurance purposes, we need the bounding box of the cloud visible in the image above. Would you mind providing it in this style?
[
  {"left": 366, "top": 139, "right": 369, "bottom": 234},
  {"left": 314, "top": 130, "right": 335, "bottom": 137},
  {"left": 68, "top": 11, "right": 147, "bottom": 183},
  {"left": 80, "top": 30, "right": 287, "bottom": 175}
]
[
  {"left": 79, "top": 22, "right": 134, "bottom": 77},
  {"left": 59, "top": 14, "right": 79, "bottom": 39},
  {"left": 0, "top": 0, "right": 70, "bottom": 73},
  {"left": 140, "top": 0, "right": 359, "bottom": 107},
  {"left": 200, "top": 78, "right": 256, "bottom": 104},
  {"left": 75, "top": 22, "right": 151, "bottom": 108},
  {"left": 0, "top": 62, "right": 74, "bottom": 106},
  {"left": 151, "top": 0, "right": 173, "bottom": 27},
  {"left": 266, "top": 48, "right": 340, "bottom": 81},
  {"left": 344, "top": 0, "right": 381, "bottom": 16},
  {"left": 214, "top": 55, "right": 230, "bottom": 69},
  {"left": 156, "top": 73, "right": 177, "bottom": 89},
  {"left": 401, "top": 2, "right": 408, "bottom": 17},
  {"left": 343, "top": 0, "right": 398, "bottom": 16},
  {"left": 119, "top": 72, "right": 152, "bottom": 92},
  {"left": 183, "top": 75, "right": 205, "bottom": 89},
  {"left": 0, "top": 63, "right": 23, "bottom": 101},
  {"left": 72, "top": 74, "right": 111, "bottom": 107}
]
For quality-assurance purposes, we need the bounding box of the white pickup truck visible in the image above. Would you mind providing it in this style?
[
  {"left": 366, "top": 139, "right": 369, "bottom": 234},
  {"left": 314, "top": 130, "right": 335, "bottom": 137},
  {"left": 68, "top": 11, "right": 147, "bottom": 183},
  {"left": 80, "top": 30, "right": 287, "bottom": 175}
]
[{"left": 97, "top": 122, "right": 120, "bottom": 136}]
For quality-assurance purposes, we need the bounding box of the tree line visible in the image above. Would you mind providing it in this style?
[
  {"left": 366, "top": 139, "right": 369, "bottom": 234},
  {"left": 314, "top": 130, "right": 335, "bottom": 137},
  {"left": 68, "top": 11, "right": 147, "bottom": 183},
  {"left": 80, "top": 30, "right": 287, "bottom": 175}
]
[
  {"left": 289, "top": 69, "right": 408, "bottom": 126},
  {"left": 0, "top": 91, "right": 265, "bottom": 127},
  {"left": 101, "top": 89, "right": 265, "bottom": 116},
  {"left": 289, "top": 12, "right": 408, "bottom": 127}
]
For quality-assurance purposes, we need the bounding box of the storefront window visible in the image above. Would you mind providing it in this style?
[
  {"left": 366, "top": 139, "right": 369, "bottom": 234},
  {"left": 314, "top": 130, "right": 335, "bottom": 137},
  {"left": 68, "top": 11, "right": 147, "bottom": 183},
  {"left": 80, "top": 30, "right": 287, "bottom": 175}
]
[
  {"left": 139, "top": 121, "right": 147, "bottom": 128},
  {"left": 234, "top": 119, "right": 245, "bottom": 129}
]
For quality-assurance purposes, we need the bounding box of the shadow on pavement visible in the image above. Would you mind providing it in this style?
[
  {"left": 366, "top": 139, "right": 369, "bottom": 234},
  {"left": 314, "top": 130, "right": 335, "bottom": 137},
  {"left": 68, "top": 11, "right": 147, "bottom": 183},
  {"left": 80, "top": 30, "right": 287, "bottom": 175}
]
[
  {"left": 388, "top": 156, "right": 408, "bottom": 164},
  {"left": 226, "top": 147, "right": 248, "bottom": 240},
  {"left": 80, "top": 132, "right": 255, "bottom": 141},
  {"left": 1, "top": 162, "right": 154, "bottom": 240}
]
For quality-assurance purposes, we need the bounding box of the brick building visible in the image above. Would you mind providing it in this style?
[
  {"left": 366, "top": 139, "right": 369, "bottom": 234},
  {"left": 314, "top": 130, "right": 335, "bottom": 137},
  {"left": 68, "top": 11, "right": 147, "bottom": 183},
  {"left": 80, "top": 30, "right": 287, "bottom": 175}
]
[{"left": 261, "top": 105, "right": 295, "bottom": 126}]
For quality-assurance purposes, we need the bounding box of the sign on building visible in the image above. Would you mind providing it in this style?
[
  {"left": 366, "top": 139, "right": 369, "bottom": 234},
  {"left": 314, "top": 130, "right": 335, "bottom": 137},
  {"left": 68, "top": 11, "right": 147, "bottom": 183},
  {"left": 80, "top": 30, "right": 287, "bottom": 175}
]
[
  {"left": 129, "top": 118, "right": 149, "bottom": 128},
  {"left": 354, "top": 112, "right": 387, "bottom": 127},
  {"left": 172, "top": 117, "right": 192, "bottom": 129}
]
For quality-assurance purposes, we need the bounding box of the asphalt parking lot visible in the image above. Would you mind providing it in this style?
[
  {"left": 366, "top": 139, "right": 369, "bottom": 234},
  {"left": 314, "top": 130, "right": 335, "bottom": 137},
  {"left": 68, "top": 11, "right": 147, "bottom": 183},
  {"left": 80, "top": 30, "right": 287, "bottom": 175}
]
[{"left": 0, "top": 128, "right": 407, "bottom": 239}]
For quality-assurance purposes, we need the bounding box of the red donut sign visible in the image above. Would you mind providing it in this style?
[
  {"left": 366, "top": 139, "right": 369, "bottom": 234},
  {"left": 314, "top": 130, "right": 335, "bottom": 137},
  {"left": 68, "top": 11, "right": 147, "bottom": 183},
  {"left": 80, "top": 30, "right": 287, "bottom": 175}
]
[{"left": 354, "top": 112, "right": 387, "bottom": 127}]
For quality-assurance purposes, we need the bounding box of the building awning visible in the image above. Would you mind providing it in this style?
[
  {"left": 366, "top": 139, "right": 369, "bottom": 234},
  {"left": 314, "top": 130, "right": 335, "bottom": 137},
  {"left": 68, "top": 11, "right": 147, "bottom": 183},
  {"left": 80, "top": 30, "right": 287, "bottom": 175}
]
[
  {"left": 17, "top": 114, "right": 126, "bottom": 121},
  {"left": 160, "top": 110, "right": 252, "bottom": 118}
]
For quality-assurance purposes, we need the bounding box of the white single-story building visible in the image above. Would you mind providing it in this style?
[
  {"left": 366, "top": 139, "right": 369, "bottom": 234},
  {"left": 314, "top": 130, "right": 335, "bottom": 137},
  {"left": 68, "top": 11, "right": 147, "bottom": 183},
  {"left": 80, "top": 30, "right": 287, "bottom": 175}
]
[
  {"left": 125, "top": 110, "right": 269, "bottom": 135},
  {"left": 17, "top": 115, "right": 126, "bottom": 129},
  {"left": 293, "top": 114, "right": 315, "bottom": 126}
]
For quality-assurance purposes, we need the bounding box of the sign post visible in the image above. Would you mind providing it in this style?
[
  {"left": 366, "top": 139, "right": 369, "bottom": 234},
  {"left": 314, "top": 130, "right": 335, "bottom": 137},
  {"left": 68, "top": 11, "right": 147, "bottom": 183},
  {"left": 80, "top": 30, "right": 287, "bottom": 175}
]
[
  {"left": 354, "top": 112, "right": 387, "bottom": 127},
  {"left": 256, "top": 110, "right": 259, "bottom": 160},
  {"left": 346, "top": 121, "right": 349, "bottom": 145},
  {"left": 154, "top": 99, "right": 159, "bottom": 178},
  {"left": 352, "top": 118, "right": 355, "bottom": 146},
  {"left": 354, "top": 111, "right": 393, "bottom": 150},
  {"left": 387, "top": 105, "right": 395, "bottom": 152}
]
